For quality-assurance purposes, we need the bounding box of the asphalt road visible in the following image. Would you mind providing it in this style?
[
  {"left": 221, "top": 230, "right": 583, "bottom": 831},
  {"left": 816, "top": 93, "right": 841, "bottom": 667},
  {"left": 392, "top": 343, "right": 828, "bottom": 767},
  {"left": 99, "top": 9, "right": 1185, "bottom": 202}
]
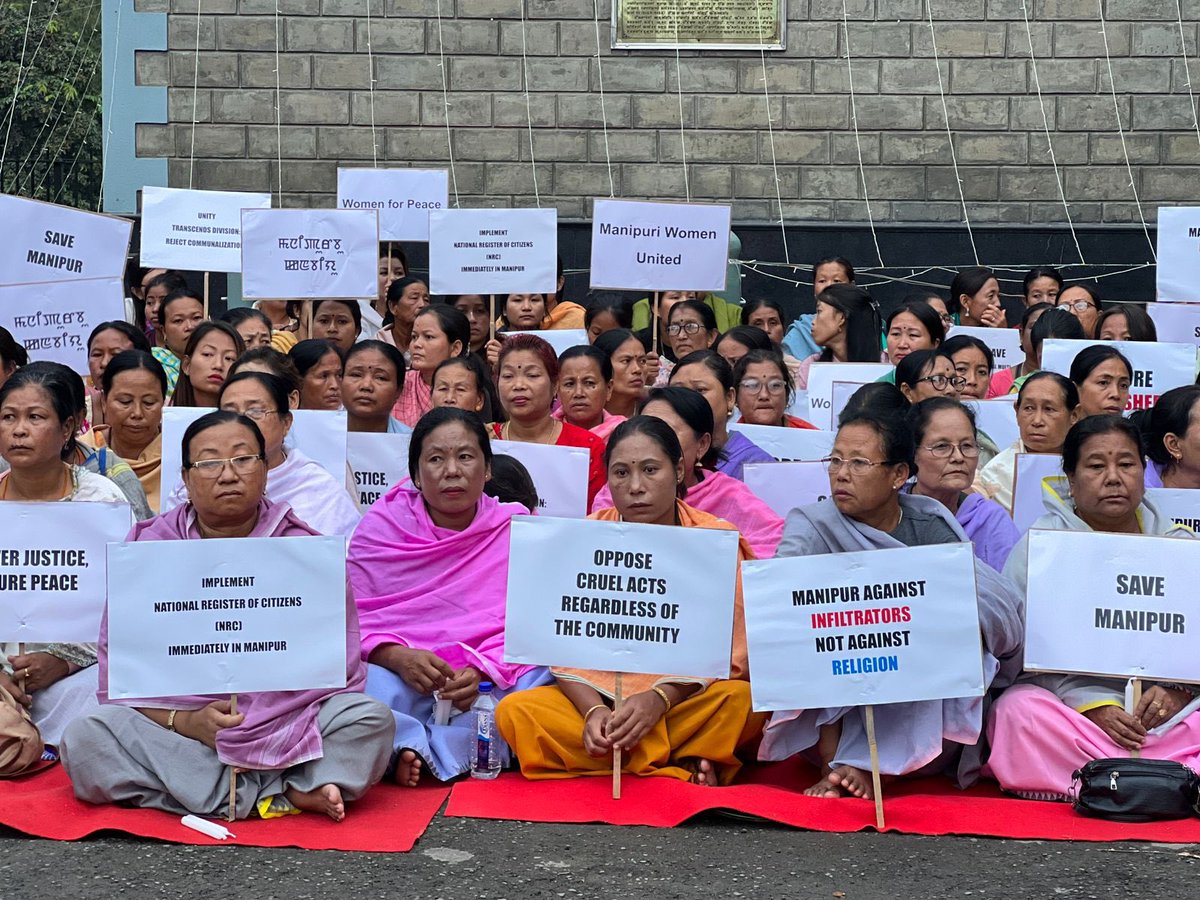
[{"left": 4, "top": 811, "right": 1198, "bottom": 899}]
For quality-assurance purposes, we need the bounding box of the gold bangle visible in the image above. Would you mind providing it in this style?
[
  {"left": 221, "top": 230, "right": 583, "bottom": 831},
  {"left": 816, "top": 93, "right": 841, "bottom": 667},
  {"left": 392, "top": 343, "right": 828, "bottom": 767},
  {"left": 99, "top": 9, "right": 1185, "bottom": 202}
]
[
  {"left": 651, "top": 686, "right": 672, "bottom": 713},
  {"left": 583, "top": 703, "right": 608, "bottom": 721},
  {"left": 166, "top": 709, "right": 178, "bottom": 732}
]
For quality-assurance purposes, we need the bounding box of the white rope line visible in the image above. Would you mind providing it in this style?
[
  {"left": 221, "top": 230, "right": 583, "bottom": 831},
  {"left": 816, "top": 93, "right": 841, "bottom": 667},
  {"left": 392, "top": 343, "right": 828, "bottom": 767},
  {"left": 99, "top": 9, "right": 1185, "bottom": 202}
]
[
  {"left": 434, "top": 0, "right": 459, "bottom": 207},
  {"left": 2, "top": 0, "right": 36, "bottom": 180},
  {"left": 1098, "top": 0, "right": 1156, "bottom": 261},
  {"left": 1019, "top": 0, "right": 1085, "bottom": 264},
  {"left": 518, "top": 3, "right": 541, "bottom": 206},
  {"left": 756, "top": 4, "right": 789, "bottom": 265},
  {"left": 592, "top": 0, "right": 614, "bottom": 197},
  {"left": 98, "top": 0, "right": 124, "bottom": 209},
  {"left": 925, "top": 0, "right": 979, "bottom": 266},
  {"left": 273, "top": 0, "right": 283, "bottom": 202},
  {"left": 841, "top": 0, "right": 883, "bottom": 266},
  {"left": 37, "top": 51, "right": 101, "bottom": 197},
  {"left": 188, "top": 0, "right": 203, "bottom": 188},
  {"left": 1176, "top": 0, "right": 1200, "bottom": 153},
  {"left": 673, "top": 1, "right": 690, "bottom": 202},
  {"left": 365, "top": 0, "right": 377, "bottom": 166}
]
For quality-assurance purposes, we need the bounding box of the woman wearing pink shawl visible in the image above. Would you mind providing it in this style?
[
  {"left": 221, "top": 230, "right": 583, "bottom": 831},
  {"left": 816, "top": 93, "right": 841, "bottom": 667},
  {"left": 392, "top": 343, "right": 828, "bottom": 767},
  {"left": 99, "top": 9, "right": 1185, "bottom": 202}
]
[
  {"left": 592, "top": 387, "right": 782, "bottom": 559},
  {"left": 348, "top": 407, "right": 552, "bottom": 786},
  {"left": 61, "top": 412, "right": 393, "bottom": 822}
]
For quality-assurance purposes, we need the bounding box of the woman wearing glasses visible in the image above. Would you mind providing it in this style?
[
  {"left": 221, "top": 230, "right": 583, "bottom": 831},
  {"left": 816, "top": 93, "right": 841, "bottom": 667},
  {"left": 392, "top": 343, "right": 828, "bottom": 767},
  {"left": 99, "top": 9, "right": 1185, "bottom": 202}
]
[
  {"left": 658, "top": 300, "right": 719, "bottom": 385},
  {"left": 732, "top": 350, "right": 818, "bottom": 429},
  {"left": 905, "top": 398, "right": 1019, "bottom": 571},
  {"left": 1053, "top": 284, "right": 1102, "bottom": 339},
  {"left": 759, "top": 407, "right": 1022, "bottom": 798},
  {"left": 895, "top": 349, "right": 964, "bottom": 404}
]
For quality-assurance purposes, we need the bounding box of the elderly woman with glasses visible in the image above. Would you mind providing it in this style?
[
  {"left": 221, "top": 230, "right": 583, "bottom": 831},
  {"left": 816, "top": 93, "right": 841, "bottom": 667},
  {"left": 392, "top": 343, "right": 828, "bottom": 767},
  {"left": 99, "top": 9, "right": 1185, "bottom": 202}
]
[
  {"left": 732, "top": 350, "right": 818, "bottom": 429},
  {"left": 758, "top": 407, "right": 1023, "bottom": 799},
  {"left": 1053, "top": 284, "right": 1102, "bottom": 340}
]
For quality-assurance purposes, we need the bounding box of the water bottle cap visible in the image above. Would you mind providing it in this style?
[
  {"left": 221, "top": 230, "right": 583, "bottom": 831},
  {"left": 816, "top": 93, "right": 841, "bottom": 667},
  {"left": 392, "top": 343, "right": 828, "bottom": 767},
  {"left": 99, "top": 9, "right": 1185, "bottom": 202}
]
[{"left": 479, "top": 681, "right": 494, "bottom": 693}]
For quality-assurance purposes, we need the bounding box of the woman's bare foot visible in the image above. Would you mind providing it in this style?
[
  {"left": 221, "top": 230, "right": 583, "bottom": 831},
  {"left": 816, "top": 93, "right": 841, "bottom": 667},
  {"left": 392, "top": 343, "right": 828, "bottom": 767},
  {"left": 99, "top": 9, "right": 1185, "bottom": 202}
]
[
  {"left": 394, "top": 749, "right": 422, "bottom": 787},
  {"left": 285, "top": 784, "right": 345, "bottom": 822},
  {"left": 803, "top": 774, "right": 843, "bottom": 798},
  {"left": 827, "top": 765, "right": 873, "bottom": 799},
  {"left": 691, "top": 759, "right": 718, "bottom": 786}
]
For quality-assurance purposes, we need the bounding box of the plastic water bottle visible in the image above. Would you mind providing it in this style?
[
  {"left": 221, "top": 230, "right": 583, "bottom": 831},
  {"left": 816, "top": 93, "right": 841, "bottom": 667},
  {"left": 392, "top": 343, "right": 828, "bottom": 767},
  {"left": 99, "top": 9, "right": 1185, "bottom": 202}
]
[{"left": 470, "top": 682, "right": 503, "bottom": 780}]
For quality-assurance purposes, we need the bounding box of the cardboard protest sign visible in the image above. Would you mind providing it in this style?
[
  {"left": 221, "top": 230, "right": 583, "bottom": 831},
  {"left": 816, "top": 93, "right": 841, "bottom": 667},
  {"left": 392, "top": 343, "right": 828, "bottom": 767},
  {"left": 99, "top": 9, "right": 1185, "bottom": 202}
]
[
  {"left": 346, "top": 431, "right": 412, "bottom": 508},
  {"left": 727, "top": 423, "right": 834, "bottom": 462},
  {"left": 428, "top": 208, "right": 557, "bottom": 295},
  {"left": 106, "top": 535, "right": 348, "bottom": 699},
  {"left": 743, "top": 462, "right": 830, "bottom": 519},
  {"left": 589, "top": 198, "right": 731, "bottom": 292},
  {"left": 491, "top": 439, "right": 589, "bottom": 518},
  {"left": 1156, "top": 207, "right": 1200, "bottom": 303},
  {"left": 241, "top": 208, "right": 378, "bottom": 299},
  {"left": 1041, "top": 339, "right": 1196, "bottom": 414},
  {"left": 1144, "top": 488, "right": 1200, "bottom": 532},
  {"left": 0, "top": 277, "right": 125, "bottom": 373},
  {"left": 0, "top": 194, "right": 131, "bottom": 285},
  {"left": 0, "top": 501, "right": 132, "bottom": 642},
  {"left": 161, "top": 408, "right": 348, "bottom": 511},
  {"left": 1147, "top": 302, "right": 1200, "bottom": 348},
  {"left": 947, "top": 325, "right": 1025, "bottom": 368},
  {"left": 1025, "top": 529, "right": 1200, "bottom": 682},
  {"left": 336, "top": 168, "right": 448, "bottom": 241},
  {"left": 966, "top": 398, "right": 1019, "bottom": 451},
  {"left": 140, "top": 186, "right": 271, "bottom": 273},
  {"left": 504, "top": 515, "right": 739, "bottom": 678},
  {"left": 741, "top": 543, "right": 984, "bottom": 711},
  {"left": 806, "top": 363, "right": 893, "bottom": 430},
  {"left": 1011, "top": 453, "right": 1064, "bottom": 532}
]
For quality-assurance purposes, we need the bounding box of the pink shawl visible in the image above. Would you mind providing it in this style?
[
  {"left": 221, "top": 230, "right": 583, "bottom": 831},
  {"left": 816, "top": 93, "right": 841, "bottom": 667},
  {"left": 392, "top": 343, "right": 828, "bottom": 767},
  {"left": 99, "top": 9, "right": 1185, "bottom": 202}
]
[
  {"left": 592, "top": 469, "right": 779, "bottom": 559},
  {"left": 348, "top": 482, "right": 538, "bottom": 689},
  {"left": 97, "top": 499, "right": 366, "bottom": 770}
]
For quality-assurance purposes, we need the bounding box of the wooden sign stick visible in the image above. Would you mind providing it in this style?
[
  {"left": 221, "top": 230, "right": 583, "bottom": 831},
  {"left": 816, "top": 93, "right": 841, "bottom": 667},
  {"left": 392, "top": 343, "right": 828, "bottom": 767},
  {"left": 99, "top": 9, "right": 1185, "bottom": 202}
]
[
  {"left": 489, "top": 295, "right": 496, "bottom": 343},
  {"left": 865, "top": 704, "right": 885, "bottom": 830},
  {"left": 612, "top": 672, "right": 623, "bottom": 800},
  {"left": 651, "top": 291, "right": 660, "bottom": 356},
  {"left": 305, "top": 299, "right": 314, "bottom": 342},
  {"left": 202, "top": 271, "right": 210, "bottom": 319},
  {"left": 227, "top": 693, "right": 238, "bottom": 822},
  {"left": 1131, "top": 678, "right": 1143, "bottom": 759},
  {"left": 16, "top": 641, "right": 26, "bottom": 694}
]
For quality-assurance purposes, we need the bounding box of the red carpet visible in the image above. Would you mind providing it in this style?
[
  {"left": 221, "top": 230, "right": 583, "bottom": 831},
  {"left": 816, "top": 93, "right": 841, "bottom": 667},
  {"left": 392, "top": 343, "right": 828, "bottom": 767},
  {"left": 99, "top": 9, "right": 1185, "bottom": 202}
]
[
  {"left": 0, "top": 765, "right": 447, "bottom": 851},
  {"left": 444, "top": 762, "right": 1200, "bottom": 843}
]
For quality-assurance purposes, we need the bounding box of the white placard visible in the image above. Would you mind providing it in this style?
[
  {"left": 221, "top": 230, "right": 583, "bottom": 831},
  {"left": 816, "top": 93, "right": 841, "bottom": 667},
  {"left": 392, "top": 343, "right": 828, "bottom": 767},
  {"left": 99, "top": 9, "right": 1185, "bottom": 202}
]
[
  {"left": 491, "top": 439, "right": 589, "bottom": 518},
  {"left": 743, "top": 461, "right": 830, "bottom": 519},
  {"left": 503, "top": 515, "right": 739, "bottom": 678},
  {"left": 0, "top": 502, "right": 132, "bottom": 642},
  {"left": 727, "top": 423, "right": 835, "bottom": 462},
  {"left": 742, "top": 543, "right": 985, "bottom": 711},
  {"left": 140, "top": 186, "right": 271, "bottom": 273},
  {"left": 947, "top": 325, "right": 1025, "bottom": 368},
  {"left": 1025, "top": 529, "right": 1200, "bottom": 682},
  {"left": 336, "top": 168, "right": 448, "bottom": 242},
  {"left": 519, "top": 329, "right": 589, "bottom": 359},
  {"left": 1156, "top": 207, "right": 1200, "bottom": 303},
  {"left": 428, "top": 208, "right": 557, "bottom": 295},
  {"left": 1147, "top": 302, "right": 1200, "bottom": 348},
  {"left": 346, "top": 431, "right": 411, "bottom": 508},
  {"left": 806, "top": 362, "right": 893, "bottom": 430},
  {"left": 105, "top": 536, "right": 347, "bottom": 699},
  {"left": 161, "top": 408, "right": 349, "bottom": 511},
  {"left": 1041, "top": 339, "right": 1196, "bottom": 414},
  {"left": 0, "top": 277, "right": 125, "bottom": 373},
  {"left": 589, "top": 198, "right": 731, "bottom": 293},
  {"left": 1011, "top": 452, "right": 1064, "bottom": 532},
  {"left": 831, "top": 380, "right": 863, "bottom": 426},
  {"left": 1144, "top": 488, "right": 1200, "bottom": 531},
  {"left": 241, "top": 208, "right": 378, "bottom": 299},
  {"left": 0, "top": 194, "right": 132, "bottom": 285},
  {"left": 967, "top": 398, "right": 1019, "bottom": 451}
]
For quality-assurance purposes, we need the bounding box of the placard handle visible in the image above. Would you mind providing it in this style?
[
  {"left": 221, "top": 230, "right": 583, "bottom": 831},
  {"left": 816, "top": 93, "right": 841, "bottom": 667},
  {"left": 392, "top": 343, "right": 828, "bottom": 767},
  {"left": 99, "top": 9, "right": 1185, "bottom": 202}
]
[
  {"left": 227, "top": 693, "right": 238, "bottom": 822},
  {"left": 612, "top": 673, "right": 623, "bottom": 800},
  {"left": 866, "top": 704, "right": 884, "bottom": 830}
]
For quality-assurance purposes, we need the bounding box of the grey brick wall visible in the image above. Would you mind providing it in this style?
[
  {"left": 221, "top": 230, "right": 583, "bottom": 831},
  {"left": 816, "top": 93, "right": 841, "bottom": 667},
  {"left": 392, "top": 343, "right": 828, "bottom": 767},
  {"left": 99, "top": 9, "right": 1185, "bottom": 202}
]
[{"left": 138, "top": 0, "right": 1200, "bottom": 225}]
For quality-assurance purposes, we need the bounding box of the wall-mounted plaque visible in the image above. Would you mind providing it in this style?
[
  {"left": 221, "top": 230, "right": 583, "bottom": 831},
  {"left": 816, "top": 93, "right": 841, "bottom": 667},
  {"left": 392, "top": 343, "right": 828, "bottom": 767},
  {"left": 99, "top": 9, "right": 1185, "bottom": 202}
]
[{"left": 613, "top": 0, "right": 786, "bottom": 51}]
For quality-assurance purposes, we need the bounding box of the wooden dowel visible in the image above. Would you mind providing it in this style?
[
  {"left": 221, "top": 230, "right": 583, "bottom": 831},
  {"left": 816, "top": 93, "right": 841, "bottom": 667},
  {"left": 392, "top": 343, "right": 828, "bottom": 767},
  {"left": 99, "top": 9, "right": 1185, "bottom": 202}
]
[
  {"left": 305, "top": 299, "right": 313, "bottom": 342},
  {"left": 1131, "top": 678, "right": 1143, "bottom": 759},
  {"left": 612, "top": 673, "right": 623, "bottom": 800},
  {"left": 227, "top": 693, "right": 238, "bottom": 822},
  {"left": 489, "top": 294, "right": 496, "bottom": 342},
  {"left": 16, "top": 641, "right": 25, "bottom": 695},
  {"left": 865, "top": 704, "right": 884, "bottom": 830},
  {"left": 202, "top": 271, "right": 210, "bottom": 319},
  {"left": 651, "top": 291, "right": 660, "bottom": 356}
]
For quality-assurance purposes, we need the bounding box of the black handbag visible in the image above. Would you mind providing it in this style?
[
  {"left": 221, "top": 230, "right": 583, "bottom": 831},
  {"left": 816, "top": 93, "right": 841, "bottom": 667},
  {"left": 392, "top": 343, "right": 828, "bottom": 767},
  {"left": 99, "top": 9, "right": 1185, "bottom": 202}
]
[{"left": 1071, "top": 758, "right": 1200, "bottom": 822}]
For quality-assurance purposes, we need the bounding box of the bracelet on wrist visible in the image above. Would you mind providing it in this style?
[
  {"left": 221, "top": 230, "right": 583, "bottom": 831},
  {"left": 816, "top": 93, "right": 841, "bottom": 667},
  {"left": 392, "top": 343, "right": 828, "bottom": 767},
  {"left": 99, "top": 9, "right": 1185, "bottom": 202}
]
[
  {"left": 651, "top": 686, "right": 672, "bottom": 713},
  {"left": 583, "top": 703, "right": 608, "bottom": 722}
]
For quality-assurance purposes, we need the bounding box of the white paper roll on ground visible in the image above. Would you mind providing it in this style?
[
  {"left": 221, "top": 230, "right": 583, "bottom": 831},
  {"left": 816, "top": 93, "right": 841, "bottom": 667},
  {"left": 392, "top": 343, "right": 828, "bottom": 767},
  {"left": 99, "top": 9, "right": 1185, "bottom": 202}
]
[{"left": 181, "top": 815, "right": 235, "bottom": 840}]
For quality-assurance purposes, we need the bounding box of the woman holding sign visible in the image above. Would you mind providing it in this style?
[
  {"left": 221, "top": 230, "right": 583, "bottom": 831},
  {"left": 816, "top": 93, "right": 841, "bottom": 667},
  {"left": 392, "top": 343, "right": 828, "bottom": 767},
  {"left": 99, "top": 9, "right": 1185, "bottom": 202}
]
[
  {"left": 760, "top": 408, "right": 1023, "bottom": 797},
  {"left": 393, "top": 305, "right": 469, "bottom": 428},
  {"left": 349, "top": 407, "right": 553, "bottom": 785},
  {"left": 986, "top": 416, "right": 1200, "bottom": 800},
  {"left": 0, "top": 364, "right": 130, "bottom": 748},
  {"left": 62, "top": 411, "right": 393, "bottom": 821},
  {"left": 497, "top": 416, "right": 765, "bottom": 786},
  {"left": 490, "top": 334, "right": 606, "bottom": 510}
]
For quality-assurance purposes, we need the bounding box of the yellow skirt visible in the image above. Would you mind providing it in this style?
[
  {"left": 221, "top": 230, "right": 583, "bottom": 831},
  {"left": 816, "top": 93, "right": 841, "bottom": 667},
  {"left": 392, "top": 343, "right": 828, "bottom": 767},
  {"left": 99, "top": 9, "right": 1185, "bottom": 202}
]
[{"left": 496, "top": 681, "right": 766, "bottom": 785}]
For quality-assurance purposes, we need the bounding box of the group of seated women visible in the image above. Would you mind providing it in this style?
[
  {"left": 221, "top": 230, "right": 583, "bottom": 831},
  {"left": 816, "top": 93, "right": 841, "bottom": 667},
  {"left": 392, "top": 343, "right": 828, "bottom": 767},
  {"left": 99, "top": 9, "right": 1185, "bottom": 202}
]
[{"left": 2, "top": 251, "right": 1198, "bottom": 823}]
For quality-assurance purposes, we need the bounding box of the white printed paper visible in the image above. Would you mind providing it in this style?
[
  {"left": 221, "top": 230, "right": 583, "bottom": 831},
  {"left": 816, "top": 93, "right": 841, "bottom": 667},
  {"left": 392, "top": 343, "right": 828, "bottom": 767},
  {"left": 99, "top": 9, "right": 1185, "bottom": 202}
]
[
  {"left": 140, "top": 186, "right": 271, "bottom": 272},
  {"left": 241, "top": 208, "right": 378, "bottom": 299},
  {"left": 0, "top": 277, "right": 126, "bottom": 373},
  {"left": 337, "top": 168, "right": 448, "bottom": 242},
  {"left": 428, "top": 208, "right": 557, "bottom": 295},
  {"left": 0, "top": 194, "right": 132, "bottom": 285}
]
